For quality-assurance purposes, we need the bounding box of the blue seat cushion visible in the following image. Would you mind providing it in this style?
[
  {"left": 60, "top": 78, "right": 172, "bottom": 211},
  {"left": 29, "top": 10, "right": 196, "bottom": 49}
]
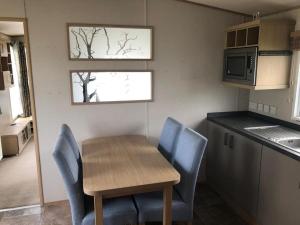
[
  {"left": 134, "top": 190, "right": 191, "bottom": 223},
  {"left": 82, "top": 196, "right": 137, "bottom": 225}
]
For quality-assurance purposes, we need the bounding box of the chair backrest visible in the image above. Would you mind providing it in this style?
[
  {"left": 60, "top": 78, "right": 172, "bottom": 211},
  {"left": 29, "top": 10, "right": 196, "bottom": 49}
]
[
  {"left": 60, "top": 124, "right": 81, "bottom": 161},
  {"left": 158, "top": 117, "right": 183, "bottom": 163},
  {"left": 53, "top": 134, "right": 85, "bottom": 225},
  {"left": 173, "top": 128, "right": 207, "bottom": 205}
]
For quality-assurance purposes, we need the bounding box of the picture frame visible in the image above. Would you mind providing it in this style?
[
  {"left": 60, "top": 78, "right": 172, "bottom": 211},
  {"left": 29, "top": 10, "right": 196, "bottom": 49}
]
[
  {"left": 70, "top": 70, "right": 153, "bottom": 104},
  {"left": 67, "top": 23, "right": 153, "bottom": 60}
]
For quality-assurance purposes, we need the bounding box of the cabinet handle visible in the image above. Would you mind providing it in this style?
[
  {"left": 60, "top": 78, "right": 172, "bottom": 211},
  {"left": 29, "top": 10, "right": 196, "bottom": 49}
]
[
  {"left": 224, "top": 133, "right": 229, "bottom": 146},
  {"left": 229, "top": 135, "right": 234, "bottom": 149}
]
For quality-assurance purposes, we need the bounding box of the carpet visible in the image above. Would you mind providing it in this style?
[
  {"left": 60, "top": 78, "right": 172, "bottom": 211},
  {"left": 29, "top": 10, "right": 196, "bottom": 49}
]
[{"left": 0, "top": 138, "right": 39, "bottom": 209}]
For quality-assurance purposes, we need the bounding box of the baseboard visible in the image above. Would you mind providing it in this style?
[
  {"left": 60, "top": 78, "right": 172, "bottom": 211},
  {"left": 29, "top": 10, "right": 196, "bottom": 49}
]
[{"left": 44, "top": 199, "right": 69, "bottom": 207}]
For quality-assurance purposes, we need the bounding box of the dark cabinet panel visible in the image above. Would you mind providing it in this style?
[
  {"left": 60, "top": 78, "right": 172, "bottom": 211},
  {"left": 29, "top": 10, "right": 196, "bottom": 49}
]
[
  {"left": 230, "top": 132, "right": 262, "bottom": 218},
  {"left": 207, "top": 122, "right": 262, "bottom": 219},
  {"left": 258, "top": 146, "right": 300, "bottom": 225}
]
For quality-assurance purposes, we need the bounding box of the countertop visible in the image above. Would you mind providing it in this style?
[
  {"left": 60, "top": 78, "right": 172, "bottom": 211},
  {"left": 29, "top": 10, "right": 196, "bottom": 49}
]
[{"left": 207, "top": 111, "right": 300, "bottom": 161}]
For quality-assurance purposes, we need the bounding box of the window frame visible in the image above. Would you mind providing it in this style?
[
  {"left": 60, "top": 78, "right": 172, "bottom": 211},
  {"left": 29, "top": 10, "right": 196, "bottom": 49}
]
[{"left": 291, "top": 51, "right": 300, "bottom": 121}]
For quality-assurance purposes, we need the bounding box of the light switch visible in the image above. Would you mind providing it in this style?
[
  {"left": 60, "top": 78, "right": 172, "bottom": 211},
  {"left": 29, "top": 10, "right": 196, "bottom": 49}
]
[
  {"left": 270, "top": 106, "right": 277, "bottom": 115},
  {"left": 258, "top": 103, "right": 263, "bottom": 111},
  {"left": 249, "top": 102, "right": 257, "bottom": 110},
  {"left": 263, "top": 104, "right": 270, "bottom": 113}
]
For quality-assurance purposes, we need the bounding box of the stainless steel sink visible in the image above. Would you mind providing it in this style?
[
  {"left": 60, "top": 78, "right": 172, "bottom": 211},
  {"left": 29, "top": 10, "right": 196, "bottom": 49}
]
[
  {"left": 244, "top": 125, "right": 300, "bottom": 153},
  {"left": 277, "top": 138, "right": 300, "bottom": 152},
  {"left": 244, "top": 125, "right": 280, "bottom": 130},
  {"left": 244, "top": 125, "right": 282, "bottom": 141}
]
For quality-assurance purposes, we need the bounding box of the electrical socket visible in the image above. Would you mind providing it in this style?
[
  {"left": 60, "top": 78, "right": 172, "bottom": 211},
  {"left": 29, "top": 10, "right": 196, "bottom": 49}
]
[
  {"left": 263, "top": 104, "right": 270, "bottom": 113},
  {"left": 270, "top": 106, "right": 277, "bottom": 115},
  {"left": 249, "top": 102, "right": 257, "bottom": 110}
]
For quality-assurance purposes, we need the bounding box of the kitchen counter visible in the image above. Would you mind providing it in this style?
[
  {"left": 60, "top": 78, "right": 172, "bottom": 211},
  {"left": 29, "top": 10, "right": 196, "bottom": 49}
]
[{"left": 207, "top": 111, "right": 300, "bottom": 161}]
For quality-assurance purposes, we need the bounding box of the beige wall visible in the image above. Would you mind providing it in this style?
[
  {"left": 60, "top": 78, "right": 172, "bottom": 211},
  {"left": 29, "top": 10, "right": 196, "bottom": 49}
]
[
  {"left": 249, "top": 8, "right": 300, "bottom": 122},
  {"left": 0, "top": 0, "right": 245, "bottom": 202}
]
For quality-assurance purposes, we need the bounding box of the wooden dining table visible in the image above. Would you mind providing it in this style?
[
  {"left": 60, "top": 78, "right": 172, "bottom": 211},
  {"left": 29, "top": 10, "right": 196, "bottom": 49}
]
[{"left": 82, "top": 135, "right": 181, "bottom": 225}]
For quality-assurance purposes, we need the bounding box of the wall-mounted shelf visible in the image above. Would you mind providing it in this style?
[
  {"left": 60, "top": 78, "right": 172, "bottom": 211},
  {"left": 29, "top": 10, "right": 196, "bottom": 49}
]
[
  {"left": 225, "top": 19, "right": 295, "bottom": 51},
  {"left": 0, "top": 41, "right": 13, "bottom": 90},
  {"left": 290, "top": 30, "right": 300, "bottom": 51}
]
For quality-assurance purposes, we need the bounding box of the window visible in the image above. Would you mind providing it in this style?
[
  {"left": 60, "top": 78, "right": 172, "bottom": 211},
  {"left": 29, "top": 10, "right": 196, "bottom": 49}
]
[{"left": 9, "top": 45, "right": 23, "bottom": 120}]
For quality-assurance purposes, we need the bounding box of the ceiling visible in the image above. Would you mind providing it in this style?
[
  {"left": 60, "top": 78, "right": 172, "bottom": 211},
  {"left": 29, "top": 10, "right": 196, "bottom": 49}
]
[
  {"left": 0, "top": 21, "right": 24, "bottom": 36},
  {"left": 184, "top": 0, "right": 300, "bottom": 16}
]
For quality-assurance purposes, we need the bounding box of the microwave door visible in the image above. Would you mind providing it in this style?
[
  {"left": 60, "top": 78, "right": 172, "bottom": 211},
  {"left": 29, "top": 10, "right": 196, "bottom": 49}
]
[{"left": 225, "top": 54, "right": 247, "bottom": 80}]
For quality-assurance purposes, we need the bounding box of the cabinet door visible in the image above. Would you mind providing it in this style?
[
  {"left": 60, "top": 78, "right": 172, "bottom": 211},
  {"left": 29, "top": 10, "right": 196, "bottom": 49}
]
[
  {"left": 229, "top": 132, "right": 262, "bottom": 219},
  {"left": 207, "top": 122, "right": 231, "bottom": 194},
  {"left": 0, "top": 41, "right": 8, "bottom": 57},
  {"left": 258, "top": 146, "right": 300, "bottom": 225}
]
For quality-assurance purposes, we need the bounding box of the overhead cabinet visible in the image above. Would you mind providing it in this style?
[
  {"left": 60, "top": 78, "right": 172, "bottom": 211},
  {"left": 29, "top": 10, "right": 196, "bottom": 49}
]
[{"left": 223, "top": 19, "right": 295, "bottom": 90}]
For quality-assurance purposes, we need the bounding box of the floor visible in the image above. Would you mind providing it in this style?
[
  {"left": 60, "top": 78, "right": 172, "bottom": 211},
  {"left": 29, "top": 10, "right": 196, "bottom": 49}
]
[
  {"left": 0, "top": 138, "right": 39, "bottom": 209},
  {"left": 0, "top": 184, "right": 247, "bottom": 225}
]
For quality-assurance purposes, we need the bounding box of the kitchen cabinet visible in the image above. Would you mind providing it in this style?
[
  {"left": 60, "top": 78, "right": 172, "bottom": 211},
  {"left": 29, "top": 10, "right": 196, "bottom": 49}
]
[
  {"left": 223, "top": 19, "right": 295, "bottom": 90},
  {"left": 258, "top": 146, "right": 300, "bottom": 225},
  {"left": 207, "top": 122, "right": 231, "bottom": 194},
  {"left": 207, "top": 122, "right": 262, "bottom": 220},
  {"left": 225, "top": 19, "right": 294, "bottom": 50},
  {"left": 230, "top": 131, "right": 262, "bottom": 218}
]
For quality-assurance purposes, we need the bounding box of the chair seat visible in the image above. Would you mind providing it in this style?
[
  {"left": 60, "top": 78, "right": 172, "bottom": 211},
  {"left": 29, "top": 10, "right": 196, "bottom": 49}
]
[
  {"left": 134, "top": 190, "right": 191, "bottom": 223},
  {"left": 82, "top": 197, "right": 137, "bottom": 225}
]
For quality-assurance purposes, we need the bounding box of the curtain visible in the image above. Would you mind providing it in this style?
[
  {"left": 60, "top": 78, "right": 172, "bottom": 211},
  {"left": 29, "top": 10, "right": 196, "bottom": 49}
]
[{"left": 15, "top": 41, "right": 31, "bottom": 117}]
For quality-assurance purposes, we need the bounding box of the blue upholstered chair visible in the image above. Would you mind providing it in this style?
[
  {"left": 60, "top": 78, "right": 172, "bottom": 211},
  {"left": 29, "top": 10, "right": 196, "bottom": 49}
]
[
  {"left": 134, "top": 128, "right": 208, "bottom": 225},
  {"left": 60, "top": 124, "right": 81, "bottom": 161},
  {"left": 53, "top": 133, "right": 137, "bottom": 225},
  {"left": 158, "top": 117, "right": 183, "bottom": 163}
]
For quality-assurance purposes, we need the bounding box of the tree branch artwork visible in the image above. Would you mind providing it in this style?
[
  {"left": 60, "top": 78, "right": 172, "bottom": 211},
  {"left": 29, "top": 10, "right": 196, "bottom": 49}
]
[
  {"left": 71, "top": 27, "right": 102, "bottom": 59},
  {"left": 71, "top": 71, "right": 152, "bottom": 104},
  {"left": 76, "top": 72, "right": 97, "bottom": 102},
  {"left": 103, "top": 28, "right": 110, "bottom": 55},
  {"left": 70, "top": 26, "right": 145, "bottom": 59},
  {"left": 115, "top": 33, "right": 138, "bottom": 55}
]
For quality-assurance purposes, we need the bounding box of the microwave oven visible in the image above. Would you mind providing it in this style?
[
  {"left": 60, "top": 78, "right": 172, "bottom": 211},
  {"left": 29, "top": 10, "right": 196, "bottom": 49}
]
[{"left": 223, "top": 47, "right": 258, "bottom": 86}]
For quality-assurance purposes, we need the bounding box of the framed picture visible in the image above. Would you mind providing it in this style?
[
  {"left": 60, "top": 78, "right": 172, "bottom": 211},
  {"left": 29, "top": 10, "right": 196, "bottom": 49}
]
[
  {"left": 70, "top": 70, "right": 153, "bottom": 104},
  {"left": 67, "top": 23, "right": 153, "bottom": 60}
]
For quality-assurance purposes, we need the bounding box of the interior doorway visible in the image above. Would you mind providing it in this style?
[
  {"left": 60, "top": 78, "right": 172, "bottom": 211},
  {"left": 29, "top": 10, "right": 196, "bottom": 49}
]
[{"left": 0, "top": 18, "right": 43, "bottom": 210}]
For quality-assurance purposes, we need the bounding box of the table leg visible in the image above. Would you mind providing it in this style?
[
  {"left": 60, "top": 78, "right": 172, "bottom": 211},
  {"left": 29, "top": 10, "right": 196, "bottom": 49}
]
[
  {"left": 94, "top": 192, "right": 103, "bottom": 225},
  {"left": 163, "top": 185, "right": 173, "bottom": 225}
]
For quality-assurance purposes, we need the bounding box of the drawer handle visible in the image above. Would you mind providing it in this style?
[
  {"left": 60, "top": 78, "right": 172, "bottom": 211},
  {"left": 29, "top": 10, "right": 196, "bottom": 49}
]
[
  {"left": 224, "top": 133, "right": 229, "bottom": 146},
  {"left": 229, "top": 135, "right": 234, "bottom": 149}
]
